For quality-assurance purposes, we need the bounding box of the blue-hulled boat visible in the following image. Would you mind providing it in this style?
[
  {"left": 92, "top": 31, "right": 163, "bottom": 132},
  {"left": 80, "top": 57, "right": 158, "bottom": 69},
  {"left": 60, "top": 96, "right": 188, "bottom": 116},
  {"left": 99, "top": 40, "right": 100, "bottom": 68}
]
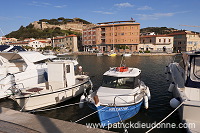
[{"left": 83, "top": 65, "right": 151, "bottom": 126}]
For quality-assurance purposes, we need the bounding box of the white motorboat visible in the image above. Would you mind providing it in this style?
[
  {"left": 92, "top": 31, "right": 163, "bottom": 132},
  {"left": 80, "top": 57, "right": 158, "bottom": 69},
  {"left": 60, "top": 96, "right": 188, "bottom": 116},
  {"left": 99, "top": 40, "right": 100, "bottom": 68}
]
[
  {"left": 166, "top": 51, "right": 200, "bottom": 132},
  {"left": 96, "top": 53, "right": 103, "bottom": 56},
  {"left": 42, "top": 50, "right": 57, "bottom": 59},
  {"left": 0, "top": 51, "right": 49, "bottom": 99},
  {"left": 122, "top": 53, "right": 132, "bottom": 57},
  {"left": 82, "top": 64, "right": 150, "bottom": 126},
  {"left": 11, "top": 60, "right": 92, "bottom": 111}
]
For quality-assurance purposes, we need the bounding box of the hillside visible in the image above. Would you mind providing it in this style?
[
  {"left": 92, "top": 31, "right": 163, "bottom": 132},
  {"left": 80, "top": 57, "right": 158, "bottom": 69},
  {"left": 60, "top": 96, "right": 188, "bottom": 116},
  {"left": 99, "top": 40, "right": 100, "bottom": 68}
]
[
  {"left": 5, "top": 17, "right": 92, "bottom": 39},
  {"left": 140, "top": 27, "right": 178, "bottom": 35}
]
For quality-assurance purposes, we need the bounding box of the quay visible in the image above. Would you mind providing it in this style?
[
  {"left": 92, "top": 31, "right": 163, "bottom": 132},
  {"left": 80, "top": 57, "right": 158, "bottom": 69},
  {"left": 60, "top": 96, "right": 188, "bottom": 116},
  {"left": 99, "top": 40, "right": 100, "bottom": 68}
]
[
  {"left": 65, "top": 52, "right": 177, "bottom": 56},
  {"left": 0, "top": 107, "right": 112, "bottom": 133}
]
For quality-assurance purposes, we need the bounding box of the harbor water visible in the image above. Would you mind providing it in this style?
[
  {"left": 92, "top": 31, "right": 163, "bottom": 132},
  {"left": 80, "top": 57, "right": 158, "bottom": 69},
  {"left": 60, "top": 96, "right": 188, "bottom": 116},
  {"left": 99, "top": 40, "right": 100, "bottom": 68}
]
[{"left": 0, "top": 55, "right": 186, "bottom": 133}]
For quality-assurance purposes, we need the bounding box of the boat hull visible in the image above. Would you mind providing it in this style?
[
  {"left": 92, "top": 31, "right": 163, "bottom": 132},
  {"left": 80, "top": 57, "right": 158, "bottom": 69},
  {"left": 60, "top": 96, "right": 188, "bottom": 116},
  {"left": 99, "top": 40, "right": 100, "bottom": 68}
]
[
  {"left": 14, "top": 80, "right": 91, "bottom": 111},
  {"left": 108, "top": 53, "right": 117, "bottom": 57},
  {"left": 89, "top": 101, "right": 143, "bottom": 126}
]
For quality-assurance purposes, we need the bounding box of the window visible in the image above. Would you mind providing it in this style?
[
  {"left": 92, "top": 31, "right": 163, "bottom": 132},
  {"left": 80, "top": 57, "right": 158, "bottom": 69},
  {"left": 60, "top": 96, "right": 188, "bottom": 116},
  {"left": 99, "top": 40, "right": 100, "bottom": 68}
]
[
  {"left": 159, "top": 39, "right": 161, "bottom": 42},
  {"left": 66, "top": 65, "right": 70, "bottom": 73},
  {"left": 102, "top": 75, "right": 140, "bottom": 89}
]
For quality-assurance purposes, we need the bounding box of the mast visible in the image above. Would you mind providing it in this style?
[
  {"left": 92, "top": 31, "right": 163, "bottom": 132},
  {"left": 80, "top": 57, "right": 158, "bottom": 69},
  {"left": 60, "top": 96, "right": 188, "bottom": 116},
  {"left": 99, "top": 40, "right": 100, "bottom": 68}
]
[{"left": 112, "top": 22, "right": 114, "bottom": 51}]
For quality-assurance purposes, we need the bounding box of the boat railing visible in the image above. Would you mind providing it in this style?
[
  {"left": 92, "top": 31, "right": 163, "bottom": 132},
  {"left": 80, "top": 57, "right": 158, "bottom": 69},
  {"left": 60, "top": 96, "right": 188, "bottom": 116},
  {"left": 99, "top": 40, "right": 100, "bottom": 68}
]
[
  {"left": 6, "top": 83, "right": 25, "bottom": 95},
  {"left": 113, "top": 93, "right": 140, "bottom": 105}
]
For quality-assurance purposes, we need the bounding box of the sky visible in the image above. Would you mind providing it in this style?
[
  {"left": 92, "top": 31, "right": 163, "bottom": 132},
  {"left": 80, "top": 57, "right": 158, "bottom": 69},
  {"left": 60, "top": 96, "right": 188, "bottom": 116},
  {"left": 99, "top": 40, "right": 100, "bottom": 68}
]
[{"left": 1, "top": 0, "right": 200, "bottom": 35}]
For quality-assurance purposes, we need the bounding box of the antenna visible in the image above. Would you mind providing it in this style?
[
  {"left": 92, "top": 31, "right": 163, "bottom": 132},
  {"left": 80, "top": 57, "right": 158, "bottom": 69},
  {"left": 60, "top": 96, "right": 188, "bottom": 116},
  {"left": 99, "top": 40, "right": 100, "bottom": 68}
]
[{"left": 0, "top": 28, "right": 5, "bottom": 36}]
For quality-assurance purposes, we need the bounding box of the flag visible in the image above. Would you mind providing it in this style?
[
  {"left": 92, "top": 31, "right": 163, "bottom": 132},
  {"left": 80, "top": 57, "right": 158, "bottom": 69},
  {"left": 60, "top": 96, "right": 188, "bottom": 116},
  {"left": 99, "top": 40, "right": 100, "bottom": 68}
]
[{"left": 131, "top": 17, "right": 134, "bottom": 20}]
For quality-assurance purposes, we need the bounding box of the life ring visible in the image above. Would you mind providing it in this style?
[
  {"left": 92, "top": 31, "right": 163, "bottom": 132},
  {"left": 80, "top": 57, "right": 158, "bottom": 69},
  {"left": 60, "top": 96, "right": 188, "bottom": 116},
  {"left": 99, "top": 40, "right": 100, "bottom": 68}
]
[{"left": 116, "top": 67, "right": 128, "bottom": 72}]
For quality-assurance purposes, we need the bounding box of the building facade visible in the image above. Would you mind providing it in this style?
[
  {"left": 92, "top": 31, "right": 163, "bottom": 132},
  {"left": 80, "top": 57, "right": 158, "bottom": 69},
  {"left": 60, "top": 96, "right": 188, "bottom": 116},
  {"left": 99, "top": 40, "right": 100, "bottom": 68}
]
[
  {"left": 83, "top": 20, "right": 140, "bottom": 52},
  {"left": 52, "top": 35, "right": 78, "bottom": 52},
  {"left": 139, "top": 35, "right": 174, "bottom": 52},
  {"left": 9, "top": 39, "right": 51, "bottom": 50},
  {"left": 169, "top": 31, "right": 200, "bottom": 52},
  {"left": 0, "top": 37, "right": 18, "bottom": 45}
]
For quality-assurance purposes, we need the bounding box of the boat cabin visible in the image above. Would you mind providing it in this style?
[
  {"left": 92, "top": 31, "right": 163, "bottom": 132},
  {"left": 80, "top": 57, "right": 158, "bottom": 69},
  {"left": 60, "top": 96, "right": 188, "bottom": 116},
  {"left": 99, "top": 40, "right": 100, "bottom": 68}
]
[
  {"left": 102, "top": 67, "right": 141, "bottom": 89},
  {"left": 0, "top": 52, "right": 49, "bottom": 75},
  {"left": 178, "top": 52, "right": 200, "bottom": 88},
  {"left": 47, "top": 61, "right": 76, "bottom": 90}
]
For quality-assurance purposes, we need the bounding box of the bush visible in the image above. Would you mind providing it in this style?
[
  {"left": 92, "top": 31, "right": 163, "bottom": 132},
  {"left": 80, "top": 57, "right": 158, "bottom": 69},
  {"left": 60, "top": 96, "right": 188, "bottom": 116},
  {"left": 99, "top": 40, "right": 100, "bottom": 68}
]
[{"left": 144, "top": 50, "right": 150, "bottom": 53}]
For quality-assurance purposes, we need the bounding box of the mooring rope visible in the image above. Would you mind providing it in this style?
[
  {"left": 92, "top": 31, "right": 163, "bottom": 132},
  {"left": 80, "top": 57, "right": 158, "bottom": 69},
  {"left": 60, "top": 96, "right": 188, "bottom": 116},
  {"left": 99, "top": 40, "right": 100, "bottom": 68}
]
[
  {"left": 145, "top": 101, "right": 184, "bottom": 133},
  {"left": 74, "top": 105, "right": 109, "bottom": 123},
  {"left": 114, "top": 104, "right": 128, "bottom": 133},
  {"left": 29, "top": 101, "right": 86, "bottom": 113}
]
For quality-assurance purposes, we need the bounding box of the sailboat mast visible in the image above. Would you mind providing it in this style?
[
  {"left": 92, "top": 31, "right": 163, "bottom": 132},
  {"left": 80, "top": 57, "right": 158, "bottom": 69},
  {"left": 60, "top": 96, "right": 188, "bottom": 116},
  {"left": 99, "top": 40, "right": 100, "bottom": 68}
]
[{"left": 112, "top": 22, "right": 114, "bottom": 51}]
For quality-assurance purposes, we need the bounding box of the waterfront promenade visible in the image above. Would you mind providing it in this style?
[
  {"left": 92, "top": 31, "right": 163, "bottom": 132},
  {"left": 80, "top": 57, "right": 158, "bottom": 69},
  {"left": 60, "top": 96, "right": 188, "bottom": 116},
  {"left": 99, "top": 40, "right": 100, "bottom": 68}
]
[
  {"left": 65, "top": 52, "right": 177, "bottom": 56},
  {"left": 0, "top": 107, "right": 112, "bottom": 133}
]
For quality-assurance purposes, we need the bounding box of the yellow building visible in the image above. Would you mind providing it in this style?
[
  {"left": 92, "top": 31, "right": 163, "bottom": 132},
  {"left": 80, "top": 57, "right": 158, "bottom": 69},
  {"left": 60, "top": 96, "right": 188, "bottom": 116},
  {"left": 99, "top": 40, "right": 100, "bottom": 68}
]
[
  {"left": 169, "top": 30, "right": 200, "bottom": 52},
  {"left": 83, "top": 20, "right": 140, "bottom": 52}
]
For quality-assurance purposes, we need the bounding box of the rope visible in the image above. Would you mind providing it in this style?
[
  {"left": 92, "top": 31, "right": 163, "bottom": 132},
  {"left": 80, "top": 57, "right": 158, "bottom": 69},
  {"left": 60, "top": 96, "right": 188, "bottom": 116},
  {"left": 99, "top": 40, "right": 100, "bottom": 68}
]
[
  {"left": 74, "top": 105, "right": 109, "bottom": 123},
  {"left": 114, "top": 104, "right": 128, "bottom": 133},
  {"left": 30, "top": 101, "right": 86, "bottom": 113},
  {"left": 20, "top": 94, "right": 33, "bottom": 111},
  {"left": 145, "top": 101, "right": 184, "bottom": 133}
]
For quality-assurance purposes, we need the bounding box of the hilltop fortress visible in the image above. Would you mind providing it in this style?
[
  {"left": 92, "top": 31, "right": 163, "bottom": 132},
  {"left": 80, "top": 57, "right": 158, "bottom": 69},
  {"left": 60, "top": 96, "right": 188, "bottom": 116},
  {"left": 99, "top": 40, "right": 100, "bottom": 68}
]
[{"left": 31, "top": 21, "right": 96, "bottom": 33}]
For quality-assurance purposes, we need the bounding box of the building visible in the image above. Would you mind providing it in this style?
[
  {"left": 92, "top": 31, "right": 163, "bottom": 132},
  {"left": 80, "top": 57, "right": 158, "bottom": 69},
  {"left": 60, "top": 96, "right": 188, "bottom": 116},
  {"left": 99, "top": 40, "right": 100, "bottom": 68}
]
[
  {"left": 0, "top": 37, "right": 18, "bottom": 45},
  {"left": 169, "top": 30, "right": 200, "bottom": 52},
  {"left": 9, "top": 38, "right": 51, "bottom": 51},
  {"left": 52, "top": 35, "right": 78, "bottom": 52},
  {"left": 83, "top": 20, "right": 140, "bottom": 52},
  {"left": 139, "top": 35, "right": 174, "bottom": 52}
]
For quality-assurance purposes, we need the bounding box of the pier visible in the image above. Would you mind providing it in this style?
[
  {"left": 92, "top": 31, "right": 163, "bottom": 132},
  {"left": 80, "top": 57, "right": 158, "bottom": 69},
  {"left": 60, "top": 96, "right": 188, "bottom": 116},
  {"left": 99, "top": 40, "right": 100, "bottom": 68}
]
[{"left": 0, "top": 107, "right": 112, "bottom": 133}]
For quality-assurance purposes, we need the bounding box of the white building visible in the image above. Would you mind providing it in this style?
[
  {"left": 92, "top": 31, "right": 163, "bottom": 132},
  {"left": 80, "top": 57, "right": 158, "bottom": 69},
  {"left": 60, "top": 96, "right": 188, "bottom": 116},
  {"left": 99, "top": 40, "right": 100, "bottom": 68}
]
[{"left": 139, "top": 35, "right": 174, "bottom": 52}]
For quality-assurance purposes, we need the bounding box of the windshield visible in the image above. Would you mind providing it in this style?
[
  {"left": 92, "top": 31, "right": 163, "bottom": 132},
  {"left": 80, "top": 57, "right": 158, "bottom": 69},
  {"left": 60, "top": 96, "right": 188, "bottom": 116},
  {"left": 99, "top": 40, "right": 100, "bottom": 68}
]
[
  {"left": 8, "top": 46, "right": 25, "bottom": 52},
  {"left": 192, "top": 56, "right": 200, "bottom": 79},
  {"left": 0, "top": 45, "right": 10, "bottom": 51},
  {"left": 102, "top": 75, "right": 140, "bottom": 89}
]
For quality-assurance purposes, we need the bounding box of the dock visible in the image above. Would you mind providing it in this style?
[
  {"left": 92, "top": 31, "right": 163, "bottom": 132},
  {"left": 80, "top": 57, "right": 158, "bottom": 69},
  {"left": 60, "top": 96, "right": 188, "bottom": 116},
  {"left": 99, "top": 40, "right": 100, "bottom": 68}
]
[{"left": 0, "top": 107, "right": 112, "bottom": 133}]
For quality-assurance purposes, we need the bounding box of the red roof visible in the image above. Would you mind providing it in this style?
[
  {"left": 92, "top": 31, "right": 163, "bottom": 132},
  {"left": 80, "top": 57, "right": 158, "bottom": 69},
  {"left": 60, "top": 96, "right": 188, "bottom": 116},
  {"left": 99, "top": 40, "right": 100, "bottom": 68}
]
[
  {"left": 168, "top": 31, "right": 187, "bottom": 36},
  {"left": 140, "top": 35, "right": 173, "bottom": 38},
  {"left": 9, "top": 42, "right": 29, "bottom": 44},
  {"left": 53, "top": 35, "right": 77, "bottom": 40},
  {"left": 67, "top": 34, "right": 77, "bottom": 37}
]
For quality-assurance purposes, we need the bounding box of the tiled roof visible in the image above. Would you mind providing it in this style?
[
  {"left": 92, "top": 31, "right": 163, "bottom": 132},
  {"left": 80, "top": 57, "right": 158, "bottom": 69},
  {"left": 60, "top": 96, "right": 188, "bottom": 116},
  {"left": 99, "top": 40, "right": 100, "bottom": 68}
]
[
  {"left": 53, "top": 34, "right": 77, "bottom": 39},
  {"left": 140, "top": 35, "right": 173, "bottom": 38}
]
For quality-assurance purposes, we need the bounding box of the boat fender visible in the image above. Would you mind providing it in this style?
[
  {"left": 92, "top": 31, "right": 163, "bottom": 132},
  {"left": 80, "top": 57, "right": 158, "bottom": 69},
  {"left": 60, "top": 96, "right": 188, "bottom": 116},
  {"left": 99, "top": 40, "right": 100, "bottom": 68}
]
[
  {"left": 89, "top": 89, "right": 93, "bottom": 95},
  {"left": 44, "top": 71, "right": 48, "bottom": 81},
  {"left": 93, "top": 95, "right": 99, "bottom": 105},
  {"left": 79, "top": 95, "right": 85, "bottom": 108},
  {"left": 170, "top": 97, "right": 181, "bottom": 108},
  {"left": 165, "top": 66, "right": 169, "bottom": 74},
  {"left": 146, "top": 87, "right": 151, "bottom": 100},
  {"left": 168, "top": 82, "right": 175, "bottom": 92},
  {"left": 166, "top": 72, "right": 171, "bottom": 81},
  {"left": 144, "top": 96, "right": 149, "bottom": 109}
]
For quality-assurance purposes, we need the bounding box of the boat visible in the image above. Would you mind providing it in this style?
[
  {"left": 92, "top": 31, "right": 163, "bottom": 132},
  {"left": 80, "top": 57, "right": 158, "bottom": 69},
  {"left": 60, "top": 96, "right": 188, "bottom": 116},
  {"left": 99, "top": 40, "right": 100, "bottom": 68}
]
[
  {"left": 122, "top": 53, "right": 132, "bottom": 57},
  {"left": 166, "top": 51, "right": 200, "bottom": 132},
  {"left": 82, "top": 64, "right": 151, "bottom": 126},
  {"left": 42, "top": 50, "right": 57, "bottom": 59},
  {"left": 11, "top": 60, "right": 92, "bottom": 111},
  {"left": 0, "top": 45, "right": 26, "bottom": 52},
  {"left": 108, "top": 51, "right": 117, "bottom": 57},
  {"left": 97, "top": 52, "right": 103, "bottom": 56},
  {"left": 0, "top": 51, "right": 50, "bottom": 99}
]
